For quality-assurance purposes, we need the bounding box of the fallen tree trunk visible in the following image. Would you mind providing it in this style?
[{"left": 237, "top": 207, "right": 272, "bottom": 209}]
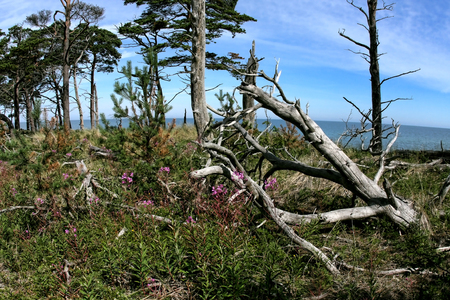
[{"left": 237, "top": 82, "right": 419, "bottom": 227}]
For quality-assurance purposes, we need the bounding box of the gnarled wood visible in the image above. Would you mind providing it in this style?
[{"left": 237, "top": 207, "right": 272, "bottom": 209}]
[{"left": 237, "top": 82, "right": 419, "bottom": 227}]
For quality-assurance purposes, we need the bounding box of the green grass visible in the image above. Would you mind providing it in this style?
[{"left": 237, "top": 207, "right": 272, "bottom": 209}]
[{"left": 0, "top": 125, "right": 449, "bottom": 299}]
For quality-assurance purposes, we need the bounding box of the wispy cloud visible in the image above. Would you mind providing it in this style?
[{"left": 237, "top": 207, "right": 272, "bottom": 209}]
[
  {"left": 120, "top": 50, "right": 137, "bottom": 59},
  {"left": 235, "top": 0, "right": 450, "bottom": 93}
]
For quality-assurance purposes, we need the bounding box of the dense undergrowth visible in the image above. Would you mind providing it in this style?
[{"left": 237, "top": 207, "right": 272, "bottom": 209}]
[{"left": 0, "top": 123, "right": 450, "bottom": 299}]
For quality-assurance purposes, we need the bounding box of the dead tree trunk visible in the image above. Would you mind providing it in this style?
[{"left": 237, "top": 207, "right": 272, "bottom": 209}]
[
  {"left": 338, "top": 0, "right": 387, "bottom": 154},
  {"left": 367, "top": 0, "right": 382, "bottom": 154},
  {"left": 242, "top": 40, "right": 259, "bottom": 127},
  {"left": 190, "top": 0, "right": 210, "bottom": 139}
]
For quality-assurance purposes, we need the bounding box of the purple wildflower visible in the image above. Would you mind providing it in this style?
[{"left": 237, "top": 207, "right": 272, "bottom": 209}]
[
  {"left": 212, "top": 184, "right": 227, "bottom": 199},
  {"left": 186, "top": 216, "right": 196, "bottom": 224},
  {"left": 121, "top": 172, "right": 133, "bottom": 184},
  {"left": 159, "top": 167, "right": 170, "bottom": 174},
  {"left": 264, "top": 177, "right": 278, "bottom": 190}
]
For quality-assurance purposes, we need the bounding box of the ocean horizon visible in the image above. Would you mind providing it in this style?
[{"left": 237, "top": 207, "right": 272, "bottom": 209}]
[{"left": 23, "top": 118, "right": 450, "bottom": 151}]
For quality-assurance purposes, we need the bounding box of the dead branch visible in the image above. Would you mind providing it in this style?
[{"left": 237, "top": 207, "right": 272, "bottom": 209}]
[
  {"left": 61, "top": 160, "right": 88, "bottom": 175},
  {"left": 91, "top": 178, "right": 119, "bottom": 198},
  {"left": 258, "top": 70, "right": 293, "bottom": 105},
  {"left": 380, "top": 69, "right": 420, "bottom": 85},
  {"left": 386, "top": 159, "right": 444, "bottom": 170},
  {"left": 339, "top": 29, "right": 370, "bottom": 51},
  {"left": 88, "top": 145, "right": 116, "bottom": 158},
  {"left": 275, "top": 205, "right": 385, "bottom": 225},
  {"left": 231, "top": 123, "right": 346, "bottom": 186},
  {"left": 373, "top": 122, "right": 400, "bottom": 184},
  {"left": 72, "top": 201, "right": 174, "bottom": 224},
  {"left": 157, "top": 177, "right": 180, "bottom": 202},
  {"left": 437, "top": 246, "right": 450, "bottom": 252},
  {"left": 63, "top": 259, "right": 75, "bottom": 284},
  {"left": 337, "top": 261, "right": 435, "bottom": 276},
  {"left": 303, "top": 293, "right": 330, "bottom": 300},
  {"left": 0, "top": 206, "right": 35, "bottom": 215}
]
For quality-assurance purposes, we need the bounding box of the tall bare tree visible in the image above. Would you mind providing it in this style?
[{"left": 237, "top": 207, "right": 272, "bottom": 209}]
[{"left": 339, "top": 0, "right": 418, "bottom": 154}]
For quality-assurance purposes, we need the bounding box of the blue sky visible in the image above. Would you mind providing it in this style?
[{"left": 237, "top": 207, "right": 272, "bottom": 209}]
[{"left": 1, "top": 0, "right": 449, "bottom": 128}]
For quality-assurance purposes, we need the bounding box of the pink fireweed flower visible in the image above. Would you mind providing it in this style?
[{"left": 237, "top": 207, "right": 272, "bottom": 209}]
[
  {"left": 264, "top": 177, "right": 278, "bottom": 191},
  {"left": 186, "top": 216, "right": 196, "bottom": 224},
  {"left": 212, "top": 184, "right": 227, "bottom": 199},
  {"left": 65, "top": 226, "right": 77, "bottom": 237},
  {"left": 121, "top": 172, "right": 133, "bottom": 184},
  {"left": 233, "top": 170, "right": 245, "bottom": 181},
  {"left": 159, "top": 167, "right": 170, "bottom": 174},
  {"left": 141, "top": 200, "right": 154, "bottom": 206},
  {"left": 66, "top": 153, "right": 72, "bottom": 157}
]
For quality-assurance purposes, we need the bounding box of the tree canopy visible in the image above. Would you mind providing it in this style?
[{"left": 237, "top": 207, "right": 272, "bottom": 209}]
[{"left": 119, "top": 0, "right": 256, "bottom": 71}]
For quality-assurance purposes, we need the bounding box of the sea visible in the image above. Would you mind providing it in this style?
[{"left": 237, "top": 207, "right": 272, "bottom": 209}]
[{"left": 28, "top": 118, "right": 450, "bottom": 151}]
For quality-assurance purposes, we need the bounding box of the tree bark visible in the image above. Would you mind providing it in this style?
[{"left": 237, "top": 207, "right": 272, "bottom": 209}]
[
  {"left": 24, "top": 88, "right": 35, "bottom": 132},
  {"left": 242, "top": 40, "right": 258, "bottom": 127},
  {"left": 368, "top": 0, "right": 382, "bottom": 153},
  {"left": 62, "top": 0, "right": 75, "bottom": 133},
  {"left": 90, "top": 53, "right": 97, "bottom": 129},
  {"left": 13, "top": 76, "right": 21, "bottom": 130},
  {"left": 72, "top": 68, "right": 84, "bottom": 130},
  {"left": 191, "top": 0, "right": 209, "bottom": 139},
  {"left": 94, "top": 83, "right": 99, "bottom": 128}
]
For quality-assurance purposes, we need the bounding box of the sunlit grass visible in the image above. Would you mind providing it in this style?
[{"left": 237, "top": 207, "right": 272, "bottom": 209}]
[{"left": 0, "top": 126, "right": 449, "bottom": 298}]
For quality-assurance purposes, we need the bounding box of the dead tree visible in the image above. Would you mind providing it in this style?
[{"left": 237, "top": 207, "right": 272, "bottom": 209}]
[
  {"left": 191, "top": 0, "right": 210, "bottom": 139},
  {"left": 242, "top": 40, "right": 261, "bottom": 127},
  {"left": 339, "top": 0, "right": 419, "bottom": 154},
  {"left": 190, "top": 64, "right": 426, "bottom": 275}
]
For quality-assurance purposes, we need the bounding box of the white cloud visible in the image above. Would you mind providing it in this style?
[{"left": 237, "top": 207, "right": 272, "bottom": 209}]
[{"left": 120, "top": 50, "right": 137, "bottom": 59}]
